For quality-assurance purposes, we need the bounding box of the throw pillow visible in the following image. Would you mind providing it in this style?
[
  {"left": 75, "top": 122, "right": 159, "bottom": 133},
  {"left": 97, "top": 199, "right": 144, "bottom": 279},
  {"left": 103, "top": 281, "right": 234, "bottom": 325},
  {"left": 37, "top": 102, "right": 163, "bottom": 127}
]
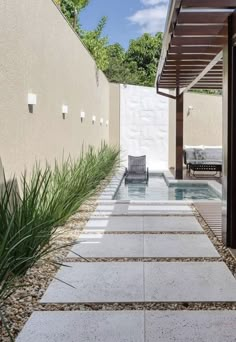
[{"left": 194, "top": 149, "right": 206, "bottom": 160}]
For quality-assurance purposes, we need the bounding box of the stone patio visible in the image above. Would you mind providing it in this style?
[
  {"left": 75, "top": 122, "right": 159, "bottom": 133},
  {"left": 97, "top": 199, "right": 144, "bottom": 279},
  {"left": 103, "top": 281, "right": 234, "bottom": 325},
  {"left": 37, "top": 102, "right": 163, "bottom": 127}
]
[
  {"left": 16, "top": 311, "right": 236, "bottom": 342},
  {"left": 16, "top": 201, "right": 236, "bottom": 341}
]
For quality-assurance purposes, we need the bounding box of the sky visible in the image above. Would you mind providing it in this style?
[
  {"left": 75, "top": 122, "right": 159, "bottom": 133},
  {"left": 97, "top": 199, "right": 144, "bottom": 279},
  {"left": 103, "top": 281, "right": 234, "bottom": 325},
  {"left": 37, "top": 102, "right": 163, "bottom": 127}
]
[{"left": 80, "top": 0, "right": 169, "bottom": 49}]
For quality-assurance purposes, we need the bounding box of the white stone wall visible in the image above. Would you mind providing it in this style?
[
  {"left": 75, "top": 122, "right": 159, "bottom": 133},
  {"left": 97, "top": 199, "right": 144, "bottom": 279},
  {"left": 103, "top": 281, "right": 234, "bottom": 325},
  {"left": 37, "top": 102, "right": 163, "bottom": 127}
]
[{"left": 120, "top": 84, "right": 169, "bottom": 171}]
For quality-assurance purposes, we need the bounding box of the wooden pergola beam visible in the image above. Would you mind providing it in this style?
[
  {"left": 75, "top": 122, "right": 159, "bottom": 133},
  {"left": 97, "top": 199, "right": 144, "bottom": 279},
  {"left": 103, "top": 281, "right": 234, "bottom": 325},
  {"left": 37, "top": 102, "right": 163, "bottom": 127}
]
[
  {"left": 167, "top": 54, "right": 215, "bottom": 61},
  {"left": 176, "top": 89, "right": 184, "bottom": 180},
  {"left": 171, "top": 36, "right": 227, "bottom": 46},
  {"left": 177, "top": 11, "right": 230, "bottom": 24},
  {"left": 174, "top": 25, "right": 227, "bottom": 36},
  {"left": 169, "top": 46, "right": 222, "bottom": 54},
  {"left": 180, "top": 51, "right": 223, "bottom": 94},
  {"left": 182, "top": 0, "right": 236, "bottom": 8}
]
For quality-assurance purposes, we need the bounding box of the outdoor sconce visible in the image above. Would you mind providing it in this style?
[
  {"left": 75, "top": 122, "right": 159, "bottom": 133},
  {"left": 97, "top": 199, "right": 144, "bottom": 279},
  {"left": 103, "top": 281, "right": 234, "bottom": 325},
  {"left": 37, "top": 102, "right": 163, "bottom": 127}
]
[
  {"left": 100, "top": 118, "right": 104, "bottom": 125},
  {"left": 92, "top": 115, "right": 96, "bottom": 124},
  {"left": 28, "top": 93, "right": 37, "bottom": 105},
  {"left": 187, "top": 105, "right": 194, "bottom": 116},
  {"left": 62, "top": 105, "right": 68, "bottom": 119},
  {"left": 106, "top": 120, "right": 109, "bottom": 126},
  {"left": 27, "top": 93, "right": 37, "bottom": 113},
  {"left": 80, "top": 111, "right": 85, "bottom": 122}
]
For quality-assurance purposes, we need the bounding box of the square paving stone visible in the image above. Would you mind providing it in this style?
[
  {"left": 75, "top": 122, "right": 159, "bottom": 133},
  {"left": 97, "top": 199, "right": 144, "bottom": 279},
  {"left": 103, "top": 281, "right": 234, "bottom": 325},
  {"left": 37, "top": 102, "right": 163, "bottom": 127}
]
[
  {"left": 128, "top": 205, "right": 193, "bottom": 215},
  {"left": 144, "top": 234, "right": 219, "bottom": 258},
  {"left": 16, "top": 311, "right": 144, "bottom": 342},
  {"left": 99, "top": 196, "right": 113, "bottom": 200},
  {"left": 95, "top": 204, "right": 193, "bottom": 216},
  {"left": 85, "top": 216, "right": 143, "bottom": 232},
  {"left": 41, "top": 262, "right": 144, "bottom": 303},
  {"left": 145, "top": 311, "right": 236, "bottom": 342},
  {"left": 144, "top": 262, "right": 236, "bottom": 302},
  {"left": 143, "top": 216, "right": 203, "bottom": 232},
  {"left": 68, "top": 234, "right": 144, "bottom": 258}
]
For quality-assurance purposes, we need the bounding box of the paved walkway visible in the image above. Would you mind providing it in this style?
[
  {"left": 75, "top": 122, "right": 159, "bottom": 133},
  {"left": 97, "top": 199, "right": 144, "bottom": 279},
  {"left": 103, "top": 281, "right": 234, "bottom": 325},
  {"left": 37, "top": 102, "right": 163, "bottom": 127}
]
[{"left": 17, "top": 201, "right": 236, "bottom": 341}]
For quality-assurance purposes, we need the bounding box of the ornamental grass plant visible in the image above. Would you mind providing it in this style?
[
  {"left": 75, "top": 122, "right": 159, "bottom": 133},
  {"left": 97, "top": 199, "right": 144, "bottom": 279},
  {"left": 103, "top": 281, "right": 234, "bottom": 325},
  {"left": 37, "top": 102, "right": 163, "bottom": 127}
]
[{"left": 0, "top": 144, "right": 119, "bottom": 336}]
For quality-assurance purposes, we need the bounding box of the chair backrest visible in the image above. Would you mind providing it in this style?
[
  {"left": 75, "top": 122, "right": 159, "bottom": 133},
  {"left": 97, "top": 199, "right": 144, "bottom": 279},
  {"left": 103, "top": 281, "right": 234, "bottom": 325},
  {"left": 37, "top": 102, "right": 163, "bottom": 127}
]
[
  {"left": 128, "top": 155, "right": 146, "bottom": 174},
  {"left": 204, "top": 148, "right": 222, "bottom": 161},
  {"left": 184, "top": 146, "right": 223, "bottom": 163},
  {"left": 184, "top": 148, "right": 195, "bottom": 163}
]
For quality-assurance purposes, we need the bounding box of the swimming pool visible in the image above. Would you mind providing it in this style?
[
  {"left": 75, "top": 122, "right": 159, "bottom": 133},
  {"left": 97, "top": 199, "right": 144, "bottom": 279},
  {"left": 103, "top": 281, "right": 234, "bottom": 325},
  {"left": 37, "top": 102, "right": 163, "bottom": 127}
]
[{"left": 114, "top": 175, "right": 219, "bottom": 201}]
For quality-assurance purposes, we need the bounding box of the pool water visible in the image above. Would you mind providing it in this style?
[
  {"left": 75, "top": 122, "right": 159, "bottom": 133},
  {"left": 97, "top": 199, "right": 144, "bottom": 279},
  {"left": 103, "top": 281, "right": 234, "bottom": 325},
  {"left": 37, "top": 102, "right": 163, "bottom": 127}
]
[{"left": 115, "top": 175, "right": 219, "bottom": 201}]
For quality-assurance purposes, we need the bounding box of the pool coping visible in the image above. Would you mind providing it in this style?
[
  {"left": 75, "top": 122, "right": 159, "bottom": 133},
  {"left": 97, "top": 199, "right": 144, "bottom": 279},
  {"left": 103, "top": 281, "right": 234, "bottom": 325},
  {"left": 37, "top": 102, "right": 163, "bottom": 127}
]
[{"left": 98, "top": 169, "right": 222, "bottom": 203}]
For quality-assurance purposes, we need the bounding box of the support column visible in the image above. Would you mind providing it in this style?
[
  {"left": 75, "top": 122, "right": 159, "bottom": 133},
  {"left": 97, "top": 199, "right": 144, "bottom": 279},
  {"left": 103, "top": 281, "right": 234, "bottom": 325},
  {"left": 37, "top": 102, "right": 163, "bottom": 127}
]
[
  {"left": 223, "top": 11, "right": 236, "bottom": 248},
  {"left": 175, "top": 89, "right": 184, "bottom": 179}
]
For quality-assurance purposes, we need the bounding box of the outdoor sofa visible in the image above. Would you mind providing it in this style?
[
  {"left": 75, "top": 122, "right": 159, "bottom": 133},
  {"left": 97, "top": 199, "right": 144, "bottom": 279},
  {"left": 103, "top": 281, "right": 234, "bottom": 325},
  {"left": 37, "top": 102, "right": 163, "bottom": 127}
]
[
  {"left": 125, "top": 155, "right": 149, "bottom": 184},
  {"left": 184, "top": 146, "right": 222, "bottom": 177}
]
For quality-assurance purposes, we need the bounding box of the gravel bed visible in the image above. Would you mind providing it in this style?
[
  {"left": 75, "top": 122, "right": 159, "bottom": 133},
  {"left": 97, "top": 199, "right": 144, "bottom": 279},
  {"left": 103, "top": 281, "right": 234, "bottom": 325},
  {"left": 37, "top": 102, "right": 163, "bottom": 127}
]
[
  {"left": 81, "top": 231, "right": 205, "bottom": 235},
  {"left": 65, "top": 257, "right": 221, "bottom": 262},
  {"left": 37, "top": 302, "right": 236, "bottom": 311},
  {"left": 192, "top": 205, "right": 236, "bottom": 277}
]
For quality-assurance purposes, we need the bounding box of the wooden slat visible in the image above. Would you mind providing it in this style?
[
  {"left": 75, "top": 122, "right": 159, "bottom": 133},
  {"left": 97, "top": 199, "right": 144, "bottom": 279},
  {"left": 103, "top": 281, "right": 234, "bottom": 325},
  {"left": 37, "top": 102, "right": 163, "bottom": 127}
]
[
  {"left": 165, "top": 60, "right": 210, "bottom": 66},
  {"left": 194, "top": 202, "right": 222, "bottom": 241},
  {"left": 169, "top": 46, "right": 222, "bottom": 54},
  {"left": 178, "top": 12, "right": 230, "bottom": 24},
  {"left": 182, "top": 0, "right": 236, "bottom": 9},
  {"left": 171, "top": 36, "right": 227, "bottom": 46},
  {"left": 167, "top": 54, "right": 214, "bottom": 61},
  {"left": 174, "top": 25, "right": 227, "bottom": 37}
]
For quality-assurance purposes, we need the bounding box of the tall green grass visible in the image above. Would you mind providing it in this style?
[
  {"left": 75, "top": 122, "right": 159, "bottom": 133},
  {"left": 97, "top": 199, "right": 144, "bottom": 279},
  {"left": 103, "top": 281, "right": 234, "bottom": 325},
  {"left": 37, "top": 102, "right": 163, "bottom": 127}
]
[{"left": 0, "top": 144, "right": 119, "bottom": 302}]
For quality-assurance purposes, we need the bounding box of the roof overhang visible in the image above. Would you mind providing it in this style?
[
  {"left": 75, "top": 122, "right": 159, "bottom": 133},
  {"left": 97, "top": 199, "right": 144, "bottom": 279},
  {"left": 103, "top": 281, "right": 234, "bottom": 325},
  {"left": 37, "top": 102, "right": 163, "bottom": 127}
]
[{"left": 156, "top": 0, "right": 236, "bottom": 93}]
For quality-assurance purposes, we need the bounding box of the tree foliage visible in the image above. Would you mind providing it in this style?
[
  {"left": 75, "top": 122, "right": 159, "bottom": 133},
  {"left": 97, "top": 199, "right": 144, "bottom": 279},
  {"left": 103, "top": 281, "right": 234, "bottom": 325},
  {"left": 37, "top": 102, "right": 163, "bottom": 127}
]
[
  {"left": 80, "top": 16, "right": 109, "bottom": 71},
  {"left": 57, "top": 0, "right": 109, "bottom": 70},
  {"left": 55, "top": 0, "right": 163, "bottom": 86},
  {"left": 104, "top": 33, "right": 163, "bottom": 87}
]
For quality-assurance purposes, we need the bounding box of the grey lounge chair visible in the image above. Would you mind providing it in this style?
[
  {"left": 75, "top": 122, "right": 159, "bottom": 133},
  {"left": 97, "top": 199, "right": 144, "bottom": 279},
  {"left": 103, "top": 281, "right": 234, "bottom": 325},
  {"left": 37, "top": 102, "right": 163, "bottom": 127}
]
[{"left": 125, "top": 155, "right": 149, "bottom": 184}]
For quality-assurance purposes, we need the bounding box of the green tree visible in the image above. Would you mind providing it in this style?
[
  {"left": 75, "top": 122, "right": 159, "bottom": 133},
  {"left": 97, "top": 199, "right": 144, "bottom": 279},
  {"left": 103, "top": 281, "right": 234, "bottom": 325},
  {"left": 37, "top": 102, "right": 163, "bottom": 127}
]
[
  {"left": 104, "top": 33, "right": 163, "bottom": 87},
  {"left": 105, "top": 43, "right": 126, "bottom": 82},
  {"left": 125, "top": 32, "right": 163, "bottom": 86},
  {"left": 59, "top": 0, "right": 89, "bottom": 29},
  {"left": 81, "top": 17, "right": 109, "bottom": 71},
  {"left": 57, "top": 0, "right": 109, "bottom": 71}
]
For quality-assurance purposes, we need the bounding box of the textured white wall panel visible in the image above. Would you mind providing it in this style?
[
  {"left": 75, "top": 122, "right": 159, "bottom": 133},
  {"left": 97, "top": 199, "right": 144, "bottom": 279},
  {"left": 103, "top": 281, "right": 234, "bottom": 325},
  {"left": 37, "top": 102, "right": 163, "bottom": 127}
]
[{"left": 120, "top": 84, "right": 169, "bottom": 171}]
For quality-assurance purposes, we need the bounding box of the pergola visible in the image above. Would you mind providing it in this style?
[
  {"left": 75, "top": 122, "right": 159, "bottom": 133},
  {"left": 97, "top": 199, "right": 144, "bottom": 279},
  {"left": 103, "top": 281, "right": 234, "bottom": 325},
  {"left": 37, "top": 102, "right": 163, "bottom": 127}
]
[{"left": 156, "top": 0, "right": 236, "bottom": 248}]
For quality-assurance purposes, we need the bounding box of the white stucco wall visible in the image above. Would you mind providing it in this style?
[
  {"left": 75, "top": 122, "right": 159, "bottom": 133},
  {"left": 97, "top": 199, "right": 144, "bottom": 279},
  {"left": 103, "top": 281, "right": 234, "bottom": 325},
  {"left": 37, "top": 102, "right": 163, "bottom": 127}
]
[{"left": 120, "top": 84, "right": 169, "bottom": 171}]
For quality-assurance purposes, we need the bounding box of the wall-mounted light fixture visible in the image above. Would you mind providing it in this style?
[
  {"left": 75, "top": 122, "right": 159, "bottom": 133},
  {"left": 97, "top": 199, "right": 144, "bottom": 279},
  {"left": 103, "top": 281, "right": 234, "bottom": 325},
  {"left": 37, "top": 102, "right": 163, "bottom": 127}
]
[
  {"left": 187, "top": 105, "right": 194, "bottom": 116},
  {"left": 92, "top": 115, "right": 96, "bottom": 124},
  {"left": 28, "top": 93, "right": 37, "bottom": 105},
  {"left": 106, "top": 120, "right": 109, "bottom": 126},
  {"left": 27, "top": 93, "right": 37, "bottom": 113},
  {"left": 100, "top": 118, "right": 104, "bottom": 125},
  {"left": 62, "top": 105, "right": 68, "bottom": 119},
  {"left": 80, "top": 111, "right": 85, "bottom": 123}
]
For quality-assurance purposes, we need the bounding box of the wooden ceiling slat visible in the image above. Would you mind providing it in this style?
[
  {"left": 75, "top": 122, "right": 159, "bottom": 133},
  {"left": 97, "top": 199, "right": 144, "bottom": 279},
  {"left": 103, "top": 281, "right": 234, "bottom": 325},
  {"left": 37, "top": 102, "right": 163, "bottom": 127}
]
[
  {"left": 177, "top": 12, "right": 230, "bottom": 24},
  {"left": 164, "top": 65, "right": 222, "bottom": 70},
  {"left": 167, "top": 54, "right": 214, "bottom": 60},
  {"left": 174, "top": 25, "right": 227, "bottom": 37},
  {"left": 162, "top": 76, "right": 222, "bottom": 79},
  {"left": 165, "top": 60, "right": 211, "bottom": 66},
  {"left": 182, "top": 0, "right": 236, "bottom": 9},
  {"left": 162, "top": 74, "right": 223, "bottom": 78},
  {"left": 156, "top": 0, "right": 235, "bottom": 90},
  {"left": 169, "top": 46, "right": 222, "bottom": 54},
  {"left": 171, "top": 36, "right": 226, "bottom": 46}
]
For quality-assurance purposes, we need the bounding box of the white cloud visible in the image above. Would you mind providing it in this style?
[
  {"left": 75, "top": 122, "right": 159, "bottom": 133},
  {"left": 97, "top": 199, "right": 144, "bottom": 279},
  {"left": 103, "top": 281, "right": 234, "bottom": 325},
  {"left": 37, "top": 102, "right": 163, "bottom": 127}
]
[
  {"left": 128, "top": 4, "right": 168, "bottom": 34},
  {"left": 140, "top": 0, "right": 168, "bottom": 5}
]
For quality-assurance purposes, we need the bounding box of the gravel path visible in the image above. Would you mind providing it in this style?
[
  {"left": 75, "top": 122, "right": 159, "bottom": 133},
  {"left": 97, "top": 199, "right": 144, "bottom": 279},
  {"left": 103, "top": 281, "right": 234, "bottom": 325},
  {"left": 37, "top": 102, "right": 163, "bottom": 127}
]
[{"left": 2, "top": 194, "right": 236, "bottom": 341}]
